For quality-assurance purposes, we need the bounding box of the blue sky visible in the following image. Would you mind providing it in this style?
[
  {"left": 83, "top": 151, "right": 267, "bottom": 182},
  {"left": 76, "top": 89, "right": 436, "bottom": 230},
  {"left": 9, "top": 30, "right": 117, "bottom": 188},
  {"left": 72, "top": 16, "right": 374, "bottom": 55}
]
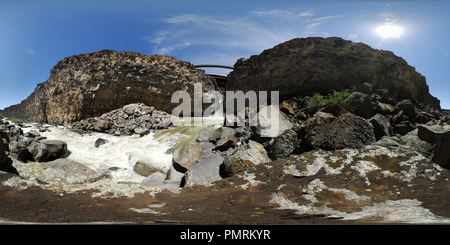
[{"left": 1, "top": 0, "right": 449, "bottom": 110}]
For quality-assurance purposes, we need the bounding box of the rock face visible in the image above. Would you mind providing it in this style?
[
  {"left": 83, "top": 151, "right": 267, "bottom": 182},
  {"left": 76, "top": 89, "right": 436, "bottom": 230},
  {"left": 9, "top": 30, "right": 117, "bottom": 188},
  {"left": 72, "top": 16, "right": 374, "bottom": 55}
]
[
  {"left": 3, "top": 50, "right": 219, "bottom": 123},
  {"left": 227, "top": 37, "right": 440, "bottom": 110}
]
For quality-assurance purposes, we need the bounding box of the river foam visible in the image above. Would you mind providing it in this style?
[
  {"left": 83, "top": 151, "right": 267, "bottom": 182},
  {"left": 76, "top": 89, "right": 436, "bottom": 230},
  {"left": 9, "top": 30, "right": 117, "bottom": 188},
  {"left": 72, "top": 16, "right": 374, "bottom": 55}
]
[{"left": 19, "top": 116, "right": 223, "bottom": 183}]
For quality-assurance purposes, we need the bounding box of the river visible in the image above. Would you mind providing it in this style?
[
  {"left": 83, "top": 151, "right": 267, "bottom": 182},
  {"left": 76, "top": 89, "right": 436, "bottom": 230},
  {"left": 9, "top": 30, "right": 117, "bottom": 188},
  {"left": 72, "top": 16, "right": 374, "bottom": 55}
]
[{"left": 19, "top": 117, "right": 224, "bottom": 183}]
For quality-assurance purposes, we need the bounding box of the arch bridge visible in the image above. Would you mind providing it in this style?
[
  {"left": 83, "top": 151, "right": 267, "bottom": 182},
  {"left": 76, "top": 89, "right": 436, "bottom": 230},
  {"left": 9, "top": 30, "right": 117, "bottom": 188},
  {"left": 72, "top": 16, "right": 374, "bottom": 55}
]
[{"left": 194, "top": 64, "right": 234, "bottom": 88}]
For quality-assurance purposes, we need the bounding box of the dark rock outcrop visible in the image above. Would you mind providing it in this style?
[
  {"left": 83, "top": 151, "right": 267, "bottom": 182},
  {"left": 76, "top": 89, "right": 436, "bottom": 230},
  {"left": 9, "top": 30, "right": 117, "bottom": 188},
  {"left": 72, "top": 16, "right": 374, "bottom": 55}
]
[
  {"left": 3, "top": 50, "right": 219, "bottom": 123},
  {"left": 299, "top": 112, "right": 376, "bottom": 150},
  {"left": 227, "top": 37, "right": 440, "bottom": 110}
]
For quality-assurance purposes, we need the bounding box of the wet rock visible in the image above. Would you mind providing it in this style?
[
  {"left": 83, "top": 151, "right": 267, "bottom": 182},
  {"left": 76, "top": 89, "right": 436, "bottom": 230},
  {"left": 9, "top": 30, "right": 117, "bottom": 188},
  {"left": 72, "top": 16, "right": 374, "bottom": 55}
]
[
  {"left": 223, "top": 140, "right": 271, "bottom": 177},
  {"left": 302, "top": 112, "right": 376, "bottom": 150},
  {"left": 133, "top": 162, "right": 158, "bottom": 177},
  {"left": 27, "top": 140, "right": 49, "bottom": 162},
  {"left": 185, "top": 154, "right": 224, "bottom": 187},
  {"left": 94, "top": 138, "right": 108, "bottom": 148},
  {"left": 40, "top": 140, "right": 68, "bottom": 161},
  {"left": 172, "top": 141, "right": 203, "bottom": 172}
]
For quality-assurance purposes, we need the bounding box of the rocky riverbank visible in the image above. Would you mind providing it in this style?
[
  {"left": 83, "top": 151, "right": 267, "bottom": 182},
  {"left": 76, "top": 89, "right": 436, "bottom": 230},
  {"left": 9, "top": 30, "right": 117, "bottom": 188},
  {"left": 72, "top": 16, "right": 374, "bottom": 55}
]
[
  {"left": 1, "top": 96, "right": 450, "bottom": 223},
  {"left": 1, "top": 37, "right": 450, "bottom": 224}
]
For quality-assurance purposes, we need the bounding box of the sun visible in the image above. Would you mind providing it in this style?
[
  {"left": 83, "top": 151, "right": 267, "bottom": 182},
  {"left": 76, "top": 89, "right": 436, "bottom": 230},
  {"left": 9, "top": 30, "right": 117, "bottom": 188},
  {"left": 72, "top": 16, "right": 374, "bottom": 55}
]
[{"left": 376, "top": 24, "right": 404, "bottom": 38}]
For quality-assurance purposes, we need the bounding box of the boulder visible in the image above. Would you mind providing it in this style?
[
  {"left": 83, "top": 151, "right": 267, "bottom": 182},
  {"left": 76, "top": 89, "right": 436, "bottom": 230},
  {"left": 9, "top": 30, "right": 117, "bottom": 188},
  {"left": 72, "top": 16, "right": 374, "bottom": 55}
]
[
  {"left": 400, "top": 129, "right": 434, "bottom": 159},
  {"left": 210, "top": 127, "right": 237, "bottom": 151},
  {"left": 302, "top": 112, "right": 376, "bottom": 150},
  {"left": 172, "top": 141, "right": 203, "bottom": 172},
  {"left": 133, "top": 162, "right": 158, "bottom": 177},
  {"left": 141, "top": 171, "right": 181, "bottom": 191},
  {"left": 27, "top": 140, "right": 49, "bottom": 162},
  {"left": 41, "top": 159, "right": 103, "bottom": 184},
  {"left": 342, "top": 91, "right": 374, "bottom": 119},
  {"left": 252, "top": 105, "right": 294, "bottom": 140},
  {"left": 394, "top": 121, "right": 415, "bottom": 136},
  {"left": 185, "top": 154, "right": 224, "bottom": 187},
  {"left": 396, "top": 100, "right": 416, "bottom": 122},
  {"left": 24, "top": 130, "right": 41, "bottom": 138},
  {"left": 418, "top": 125, "right": 450, "bottom": 168},
  {"left": 140, "top": 171, "right": 167, "bottom": 188},
  {"left": 94, "top": 138, "right": 108, "bottom": 148},
  {"left": 9, "top": 141, "right": 33, "bottom": 162},
  {"left": 40, "top": 140, "right": 68, "bottom": 160},
  {"left": 374, "top": 101, "right": 396, "bottom": 115},
  {"left": 369, "top": 114, "right": 390, "bottom": 140},
  {"left": 223, "top": 140, "right": 271, "bottom": 177},
  {"left": 93, "top": 120, "right": 110, "bottom": 132},
  {"left": 196, "top": 129, "right": 211, "bottom": 142},
  {"left": 266, "top": 129, "right": 298, "bottom": 160}
]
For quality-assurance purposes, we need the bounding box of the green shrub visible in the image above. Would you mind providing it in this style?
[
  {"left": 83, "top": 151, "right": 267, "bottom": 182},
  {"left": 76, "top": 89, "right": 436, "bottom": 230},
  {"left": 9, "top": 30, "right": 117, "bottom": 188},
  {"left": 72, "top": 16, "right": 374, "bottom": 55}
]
[
  {"left": 306, "top": 90, "right": 351, "bottom": 110},
  {"left": 328, "top": 90, "right": 351, "bottom": 106}
]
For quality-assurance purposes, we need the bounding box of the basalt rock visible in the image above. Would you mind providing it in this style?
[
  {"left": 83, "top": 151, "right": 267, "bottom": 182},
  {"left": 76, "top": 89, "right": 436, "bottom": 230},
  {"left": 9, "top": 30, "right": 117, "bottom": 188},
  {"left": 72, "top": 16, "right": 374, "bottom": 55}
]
[
  {"left": 3, "top": 50, "right": 219, "bottom": 123},
  {"left": 227, "top": 37, "right": 440, "bottom": 110}
]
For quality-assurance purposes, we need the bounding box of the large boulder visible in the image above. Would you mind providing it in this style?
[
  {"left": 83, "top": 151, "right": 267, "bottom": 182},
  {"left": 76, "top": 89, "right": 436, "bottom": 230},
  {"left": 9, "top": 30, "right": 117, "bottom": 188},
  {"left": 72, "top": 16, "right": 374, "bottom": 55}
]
[
  {"left": 172, "top": 141, "right": 203, "bottom": 172},
  {"left": 40, "top": 140, "right": 68, "bottom": 161},
  {"left": 266, "top": 129, "right": 298, "bottom": 160},
  {"left": 418, "top": 125, "right": 450, "bottom": 169},
  {"left": 223, "top": 140, "right": 271, "bottom": 177},
  {"left": 369, "top": 114, "right": 391, "bottom": 140},
  {"left": 185, "top": 154, "right": 224, "bottom": 187},
  {"left": 301, "top": 112, "right": 376, "bottom": 150},
  {"left": 342, "top": 92, "right": 374, "bottom": 119},
  {"left": 227, "top": 37, "right": 440, "bottom": 110},
  {"left": 41, "top": 159, "right": 104, "bottom": 185},
  {"left": 2, "top": 50, "right": 219, "bottom": 123}
]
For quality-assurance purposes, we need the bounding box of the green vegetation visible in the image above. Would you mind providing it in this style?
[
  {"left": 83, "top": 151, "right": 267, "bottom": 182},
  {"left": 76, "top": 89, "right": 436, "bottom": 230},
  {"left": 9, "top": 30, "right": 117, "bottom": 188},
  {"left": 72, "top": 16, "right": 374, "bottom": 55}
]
[
  {"left": 306, "top": 90, "right": 351, "bottom": 110},
  {"left": 5, "top": 117, "right": 23, "bottom": 122}
]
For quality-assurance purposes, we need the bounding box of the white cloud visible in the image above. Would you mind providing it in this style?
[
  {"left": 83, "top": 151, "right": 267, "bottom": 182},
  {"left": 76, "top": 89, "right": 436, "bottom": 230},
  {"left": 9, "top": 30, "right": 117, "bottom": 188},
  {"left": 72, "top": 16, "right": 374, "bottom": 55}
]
[{"left": 147, "top": 9, "right": 339, "bottom": 66}]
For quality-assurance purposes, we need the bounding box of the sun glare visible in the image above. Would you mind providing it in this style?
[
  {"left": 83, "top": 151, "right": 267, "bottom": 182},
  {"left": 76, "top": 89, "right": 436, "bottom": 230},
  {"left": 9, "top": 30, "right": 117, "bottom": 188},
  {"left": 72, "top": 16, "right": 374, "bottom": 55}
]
[{"left": 376, "top": 25, "right": 404, "bottom": 38}]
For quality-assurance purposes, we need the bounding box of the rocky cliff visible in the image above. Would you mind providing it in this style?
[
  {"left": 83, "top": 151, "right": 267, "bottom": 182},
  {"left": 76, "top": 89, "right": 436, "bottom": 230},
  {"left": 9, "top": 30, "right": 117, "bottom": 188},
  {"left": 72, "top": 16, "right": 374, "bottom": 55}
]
[
  {"left": 227, "top": 37, "right": 441, "bottom": 110},
  {"left": 3, "top": 50, "right": 219, "bottom": 123}
]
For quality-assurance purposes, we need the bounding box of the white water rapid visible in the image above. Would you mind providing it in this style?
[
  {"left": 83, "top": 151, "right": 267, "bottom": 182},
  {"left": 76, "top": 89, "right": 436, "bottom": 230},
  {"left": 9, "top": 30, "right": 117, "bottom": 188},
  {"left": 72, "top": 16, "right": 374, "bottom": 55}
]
[{"left": 19, "top": 117, "right": 224, "bottom": 183}]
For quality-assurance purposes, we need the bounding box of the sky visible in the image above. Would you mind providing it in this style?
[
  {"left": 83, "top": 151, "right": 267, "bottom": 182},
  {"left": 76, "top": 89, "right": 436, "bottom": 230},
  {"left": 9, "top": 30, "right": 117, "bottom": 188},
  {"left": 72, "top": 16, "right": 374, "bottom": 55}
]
[{"left": 1, "top": 0, "right": 450, "bottom": 109}]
